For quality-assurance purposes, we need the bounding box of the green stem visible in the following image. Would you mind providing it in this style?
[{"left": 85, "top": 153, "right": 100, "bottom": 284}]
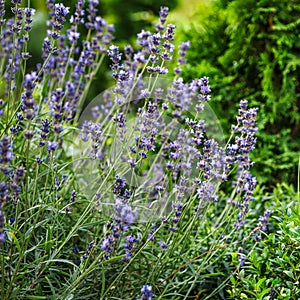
[{"left": 0, "top": 243, "right": 5, "bottom": 299}]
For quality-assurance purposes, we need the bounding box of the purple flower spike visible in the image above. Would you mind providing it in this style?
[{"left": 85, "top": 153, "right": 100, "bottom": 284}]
[
  {"left": 141, "top": 285, "right": 153, "bottom": 300},
  {"left": 47, "top": 141, "right": 58, "bottom": 152}
]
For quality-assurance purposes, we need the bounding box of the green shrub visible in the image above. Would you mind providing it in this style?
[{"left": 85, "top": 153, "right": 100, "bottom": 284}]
[
  {"left": 181, "top": 0, "right": 300, "bottom": 187},
  {"left": 227, "top": 184, "right": 300, "bottom": 299}
]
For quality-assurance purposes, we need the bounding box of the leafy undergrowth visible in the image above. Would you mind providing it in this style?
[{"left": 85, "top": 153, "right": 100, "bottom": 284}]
[{"left": 227, "top": 184, "right": 300, "bottom": 300}]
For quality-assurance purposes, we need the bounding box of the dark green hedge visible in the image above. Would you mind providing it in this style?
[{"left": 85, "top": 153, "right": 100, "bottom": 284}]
[{"left": 181, "top": 0, "right": 300, "bottom": 187}]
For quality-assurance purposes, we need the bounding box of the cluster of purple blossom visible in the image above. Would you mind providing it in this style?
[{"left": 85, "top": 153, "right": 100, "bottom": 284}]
[
  {"left": 0, "top": 0, "right": 116, "bottom": 244},
  {"left": 0, "top": 1, "right": 269, "bottom": 298},
  {"left": 250, "top": 209, "right": 273, "bottom": 242},
  {"left": 1, "top": 3, "right": 35, "bottom": 93},
  {"left": 140, "top": 284, "right": 153, "bottom": 300},
  {"left": 226, "top": 100, "right": 259, "bottom": 229},
  {"left": 0, "top": 136, "right": 25, "bottom": 241},
  {"left": 71, "top": 4, "right": 263, "bottom": 262},
  {"left": 0, "top": 0, "right": 115, "bottom": 146},
  {"left": 98, "top": 177, "right": 138, "bottom": 261}
]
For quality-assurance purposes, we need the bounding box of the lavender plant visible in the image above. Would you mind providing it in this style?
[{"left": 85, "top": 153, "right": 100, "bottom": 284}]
[{"left": 0, "top": 1, "right": 269, "bottom": 299}]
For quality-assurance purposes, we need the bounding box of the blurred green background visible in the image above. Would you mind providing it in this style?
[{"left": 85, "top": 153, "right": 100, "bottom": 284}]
[{"left": 18, "top": 0, "right": 179, "bottom": 66}]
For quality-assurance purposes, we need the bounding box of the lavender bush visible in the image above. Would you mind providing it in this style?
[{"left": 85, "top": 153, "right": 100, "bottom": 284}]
[{"left": 0, "top": 1, "right": 269, "bottom": 299}]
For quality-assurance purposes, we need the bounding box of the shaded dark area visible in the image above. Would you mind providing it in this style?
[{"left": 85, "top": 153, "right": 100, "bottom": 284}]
[{"left": 101, "top": 0, "right": 178, "bottom": 42}]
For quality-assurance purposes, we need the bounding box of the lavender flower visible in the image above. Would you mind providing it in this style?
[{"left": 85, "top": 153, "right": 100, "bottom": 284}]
[
  {"left": 0, "top": 182, "right": 9, "bottom": 209},
  {"left": 0, "top": 0, "right": 5, "bottom": 26},
  {"left": 137, "top": 30, "right": 152, "bottom": 53},
  {"left": 0, "top": 231, "right": 5, "bottom": 243},
  {"left": 86, "top": 0, "right": 99, "bottom": 30},
  {"left": 14, "top": 166, "right": 25, "bottom": 183},
  {"left": 113, "top": 176, "right": 126, "bottom": 196},
  {"left": 0, "top": 210, "right": 5, "bottom": 243},
  {"left": 46, "top": 0, "right": 55, "bottom": 21},
  {"left": 175, "top": 41, "right": 190, "bottom": 75},
  {"left": 100, "top": 235, "right": 115, "bottom": 260},
  {"left": 0, "top": 181, "right": 10, "bottom": 243},
  {"left": 196, "top": 182, "right": 218, "bottom": 206},
  {"left": 10, "top": 166, "right": 25, "bottom": 199},
  {"left": 41, "top": 37, "right": 52, "bottom": 59},
  {"left": 65, "top": 81, "right": 83, "bottom": 120},
  {"left": 54, "top": 174, "right": 67, "bottom": 191},
  {"left": 94, "top": 16, "right": 107, "bottom": 32},
  {"left": 140, "top": 285, "right": 153, "bottom": 300},
  {"left": 166, "top": 78, "right": 199, "bottom": 113},
  {"left": 1, "top": 19, "right": 13, "bottom": 59},
  {"left": 171, "top": 202, "right": 183, "bottom": 231},
  {"left": 67, "top": 27, "right": 80, "bottom": 44},
  {"left": 50, "top": 3, "right": 69, "bottom": 39},
  {"left": 80, "top": 121, "right": 103, "bottom": 159},
  {"left": 21, "top": 71, "right": 37, "bottom": 120},
  {"left": 70, "top": 0, "right": 85, "bottom": 25},
  {"left": 114, "top": 198, "right": 137, "bottom": 226},
  {"left": 147, "top": 225, "right": 157, "bottom": 241},
  {"left": 11, "top": 7, "right": 23, "bottom": 34},
  {"left": 238, "top": 247, "right": 246, "bottom": 267},
  {"left": 3, "top": 9, "right": 26, "bottom": 92},
  {"left": 55, "top": 36, "right": 70, "bottom": 79},
  {"left": 198, "top": 77, "right": 211, "bottom": 101},
  {"left": 47, "top": 141, "right": 58, "bottom": 153},
  {"left": 54, "top": 4, "right": 69, "bottom": 26},
  {"left": 39, "top": 118, "right": 52, "bottom": 147},
  {"left": 159, "top": 241, "right": 168, "bottom": 249},
  {"left": 24, "top": 8, "right": 36, "bottom": 32},
  {"left": 122, "top": 234, "right": 138, "bottom": 262},
  {"left": 219, "top": 100, "right": 258, "bottom": 228},
  {"left": 159, "top": 7, "right": 169, "bottom": 25},
  {"left": 114, "top": 112, "right": 126, "bottom": 128},
  {"left": 50, "top": 88, "right": 65, "bottom": 133},
  {"left": 66, "top": 190, "right": 77, "bottom": 213},
  {"left": 257, "top": 210, "right": 272, "bottom": 232},
  {"left": 0, "top": 137, "right": 13, "bottom": 164},
  {"left": 78, "top": 42, "right": 96, "bottom": 68},
  {"left": 163, "top": 24, "right": 176, "bottom": 42},
  {"left": 100, "top": 221, "right": 118, "bottom": 260},
  {"left": 81, "top": 240, "right": 95, "bottom": 260},
  {"left": 101, "top": 237, "right": 110, "bottom": 251},
  {"left": 24, "top": 130, "right": 35, "bottom": 140},
  {"left": 108, "top": 45, "right": 122, "bottom": 76},
  {"left": 156, "top": 6, "right": 169, "bottom": 31}
]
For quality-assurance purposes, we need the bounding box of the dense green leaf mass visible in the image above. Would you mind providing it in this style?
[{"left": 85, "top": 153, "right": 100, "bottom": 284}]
[
  {"left": 182, "top": 0, "right": 300, "bottom": 187},
  {"left": 227, "top": 184, "right": 300, "bottom": 299}
]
